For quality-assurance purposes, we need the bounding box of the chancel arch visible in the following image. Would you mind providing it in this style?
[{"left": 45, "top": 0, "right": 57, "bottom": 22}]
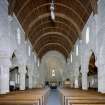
[{"left": 40, "top": 51, "right": 66, "bottom": 84}]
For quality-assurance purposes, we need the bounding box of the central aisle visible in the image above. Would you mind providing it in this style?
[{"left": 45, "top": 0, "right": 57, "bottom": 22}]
[{"left": 47, "top": 89, "right": 61, "bottom": 105}]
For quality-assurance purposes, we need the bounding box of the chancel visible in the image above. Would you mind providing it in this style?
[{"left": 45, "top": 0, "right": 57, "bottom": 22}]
[{"left": 0, "top": 0, "right": 105, "bottom": 105}]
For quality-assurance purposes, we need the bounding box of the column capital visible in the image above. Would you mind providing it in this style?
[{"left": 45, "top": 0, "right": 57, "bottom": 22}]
[
  {"left": 18, "top": 65, "right": 26, "bottom": 74},
  {"left": 0, "top": 51, "right": 11, "bottom": 67},
  {"left": 81, "top": 71, "right": 88, "bottom": 74},
  {"left": 8, "top": 15, "right": 13, "bottom": 22},
  {"left": 28, "top": 70, "right": 33, "bottom": 76}
]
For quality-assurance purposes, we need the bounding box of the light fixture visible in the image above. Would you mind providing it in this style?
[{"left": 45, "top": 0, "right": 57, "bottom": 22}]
[{"left": 50, "top": 0, "right": 55, "bottom": 21}]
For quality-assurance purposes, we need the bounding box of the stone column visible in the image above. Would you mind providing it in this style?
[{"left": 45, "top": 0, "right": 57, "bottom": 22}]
[
  {"left": 81, "top": 55, "right": 88, "bottom": 90},
  {"left": 33, "top": 71, "right": 40, "bottom": 88},
  {"left": 28, "top": 73, "right": 33, "bottom": 89},
  {"left": 97, "top": 64, "right": 105, "bottom": 93},
  {"left": 0, "top": 50, "right": 11, "bottom": 94},
  {"left": 19, "top": 65, "right": 26, "bottom": 90},
  {"left": 96, "top": 37, "right": 105, "bottom": 93},
  {"left": 74, "top": 79, "right": 79, "bottom": 88},
  {"left": 80, "top": 43, "right": 89, "bottom": 90},
  {"left": 81, "top": 72, "right": 88, "bottom": 90},
  {"left": 95, "top": 54, "right": 100, "bottom": 92},
  {"left": 28, "top": 66, "right": 33, "bottom": 89},
  {"left": 0, "top": 65, "right": 10, "bottom": 94},
  {"left": 74, "top": 63, "right": 79, "bottom": 88},
  {"left": 27, "top": 64, "right": 34, "bottom": 89},
  {"left": 81, "top": 56, "right": 88, "bottom": 90},
  {"left": 0, "top": 1, "right": 12, "bottom": 94}
]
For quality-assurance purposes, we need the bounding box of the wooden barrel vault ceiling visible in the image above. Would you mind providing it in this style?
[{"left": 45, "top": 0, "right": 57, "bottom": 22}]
[{"left": 8, "top": 0, "right": 97, "bottom": 59}]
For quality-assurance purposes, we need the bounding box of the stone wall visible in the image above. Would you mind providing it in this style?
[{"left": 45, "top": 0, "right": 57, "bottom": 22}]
[{"left": 68, "top": 0, "right": 105, "bottom": 93}]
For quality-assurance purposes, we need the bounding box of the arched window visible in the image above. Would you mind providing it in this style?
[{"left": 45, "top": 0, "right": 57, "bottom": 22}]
[
  {"left": 28, "top": 46, "right": 31, "bottom": 56},
  {"left": 37, "top": 59, "right": 40, "bottom": 67},
  {"left": 17, "top": 28, "right": 21, "bottom": 45},
  {"left": 76, "top": 45, "right": 79, "bottom": 56},
  {"left": 86, "top": 27, "right": 90, "bottom": 44},
  {"left": 70, "top": 54, "right": 72, "bottom": 63}
]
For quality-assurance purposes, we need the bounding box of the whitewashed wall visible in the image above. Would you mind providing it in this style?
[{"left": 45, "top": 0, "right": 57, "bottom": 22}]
[
  {"left": 68, "top": 0, "right": 105, "bottom": 93},
  {"left": 0, "top": 0, "right": 38, "bottom": 93}
]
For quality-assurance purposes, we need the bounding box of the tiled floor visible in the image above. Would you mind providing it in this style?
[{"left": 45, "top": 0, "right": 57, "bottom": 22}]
[{"left": 47, "top": 89, "right": 61, "bottom": 105}]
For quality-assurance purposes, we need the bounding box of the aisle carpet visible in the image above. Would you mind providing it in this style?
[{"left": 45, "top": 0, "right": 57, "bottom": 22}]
[{"left": 47, "top": 89, "right": 60, "bottom": 105}]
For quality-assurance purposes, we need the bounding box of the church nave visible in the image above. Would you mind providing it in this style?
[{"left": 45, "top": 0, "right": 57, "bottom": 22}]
[{"left": 0, "top": 0, "right": 105, "bottom": 105}]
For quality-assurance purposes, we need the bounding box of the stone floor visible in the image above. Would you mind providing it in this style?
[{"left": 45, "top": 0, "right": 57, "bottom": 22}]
[{"left": 47, "top": 89, "right": 60, "bottom": 105}]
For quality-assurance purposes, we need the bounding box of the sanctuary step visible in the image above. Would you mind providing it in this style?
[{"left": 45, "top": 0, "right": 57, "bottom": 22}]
[
  {"left": 59, "top": 88, "right": 105, "bottom": 105},
  {"left": 0, "top": 88, "right": 49, "bottom": 105}
]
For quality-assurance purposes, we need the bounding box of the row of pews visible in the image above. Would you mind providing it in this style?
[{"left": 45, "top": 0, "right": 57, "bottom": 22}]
[
  {"left": 59, "top": 88, "right": 105, "bottom": 105},
  {"left": 0, "top": 88, "right": 49, "bottom": 105}
]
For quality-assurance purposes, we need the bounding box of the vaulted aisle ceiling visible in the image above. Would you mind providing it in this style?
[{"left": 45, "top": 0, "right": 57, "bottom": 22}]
[{"left": 8, "top": 0, "right": 93, "bottom": 59}]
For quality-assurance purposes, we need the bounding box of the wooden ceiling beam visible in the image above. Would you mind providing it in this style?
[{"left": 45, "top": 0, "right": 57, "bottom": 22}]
[
  {"left": 30, "top": 27, "right": 75, "bottom": 44},
  {"left": 33, "top": 32, "right": 73, "bottom": 50},
  {"left": 37, "top": 43, "right": 69, "bottom": 59},
  {"left": 8, "top": 0, "right": 16, "bottom": 15},
  {"left": 17, "top": 0, "right": 30, "bottom": 17},
  {"left": 21, "top": 3, "right": 84, "bottom": 26},
  {"left": 27, "top": 13, "right": 81, "bottom": 37},
  {"left": 29, "top": 20, "right": 77, "bottom": 41},
  {"left": 75, "top": 0, "right": 89, "bottom": 15},
  {"left": 90, "top": 0, "right": 98, "bottom": 15},
  {"left": 10, "top": 0, "right": 93, "bottom": 58},
  {"left": 34, "top": 35, "right": 71, "bottom": 52}
]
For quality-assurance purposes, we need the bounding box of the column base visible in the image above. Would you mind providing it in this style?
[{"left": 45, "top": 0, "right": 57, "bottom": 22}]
[
  {"left": 82, "top": 88, "right": 88, "bottom": 90},
  {"left": 0, "top": 90, "right": 9, "bottom": 94}
]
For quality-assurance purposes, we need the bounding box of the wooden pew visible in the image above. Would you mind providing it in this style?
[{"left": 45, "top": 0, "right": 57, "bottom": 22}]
[
  {"left": 65, "top": 96, "right": 105, "bottom": 105},
  {"left": 0, "top": 94, "right": 41, "bottom": 105},
  {"left": 0, "top": 88, "right": 49, "bottom": 105},
  {"left": 68, "top": 99, "right": 105, "bottom": 105},
  {"left": 0, "top": 100, "right": 38, "bottom": 105},
  {"left": 72, "top": 103, "right": 105, "bottom": 105},
  {"left": 59, "top": 88, "right": 105, "bottom": 105}
]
